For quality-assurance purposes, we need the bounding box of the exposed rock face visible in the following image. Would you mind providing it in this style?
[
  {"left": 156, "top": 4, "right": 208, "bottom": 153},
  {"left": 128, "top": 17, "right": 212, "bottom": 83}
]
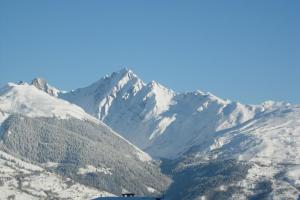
[{"left": 31, "top": 78, "right": 60, "bottom": 96}]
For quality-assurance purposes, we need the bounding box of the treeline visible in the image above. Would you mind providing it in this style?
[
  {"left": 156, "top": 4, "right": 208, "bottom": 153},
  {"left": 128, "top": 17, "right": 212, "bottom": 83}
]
[{"left": 0, "top": 114, "right": 170, "bottom": 195}]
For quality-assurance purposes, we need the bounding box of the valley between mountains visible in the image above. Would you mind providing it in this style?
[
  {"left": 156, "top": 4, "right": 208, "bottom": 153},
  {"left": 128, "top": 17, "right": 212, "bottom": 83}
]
[{"left": 0, "top": 68, "right": 299, "bottom": 199}]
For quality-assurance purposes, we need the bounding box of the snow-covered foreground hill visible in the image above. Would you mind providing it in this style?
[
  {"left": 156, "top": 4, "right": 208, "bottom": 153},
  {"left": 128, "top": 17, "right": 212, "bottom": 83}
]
[
  {"left": 0, "top": 150, "right": 113, "bottom": 199},
  {"left": 0, "top": 82, "right": 170, "bottom": 197}
]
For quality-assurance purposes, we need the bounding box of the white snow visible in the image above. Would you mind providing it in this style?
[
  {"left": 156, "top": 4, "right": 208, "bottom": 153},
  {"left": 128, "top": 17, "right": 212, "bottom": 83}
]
[
  {"left": 149, "top": 114, "right": 176, "bottom": 140},
  {"left": 190, "top": 104, "right": 300, "bottom": 199},
  {"left": 141, "top": 81, "right": 175, "bottom": 120},
  {"left": 286, "top": 166, "right": 300, "bottom": 187},
  {"left": 133, "top": 146, "right": 152, "bottom": 162},
  {"left": 77, "top": 165, "right": 112, "bottom": 175},
  {"left": 1, "top": 68, "right": 299, "bottom": 199},
  {"left": 59, "top": 69, "right": 288, "bottom": 159},
  {"left": 0, "top": 82, "right": 153, "bottom": 163},
  {"left": 145, "top": 186, "right": 156, "bottom": 193},
  {"left": 41, "top": 162, "right": 59, "bottom": 168},
  {"left": 0, "top": 150, "right": 114, "bottom": 200},
  {"left": 0, "top": 83, "right": 97, "bottom": 122}
]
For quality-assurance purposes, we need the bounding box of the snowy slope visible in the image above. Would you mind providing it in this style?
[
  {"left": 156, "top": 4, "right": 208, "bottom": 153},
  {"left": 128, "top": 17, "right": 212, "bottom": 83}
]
[
  {"left": 0, "top": 82, "right": 151, "bottom": 162},
  {"left": 0, "top": 150, "right": 113, "bottom": 200},
  {"left": 0, "top": 82, "right": 96, "bottom": 123},
  {"left": 207, "top": 103, "right": 300, "bottom": 199},
  {"left": 0, "top": 82, "right": 170, "bottom": 196},
  {"left": 204, "top": 102, "right": 300, "bottom": 164},
  {"left": 59, "top": 69, "right": 280, "bottom": 159},
  {"left": 60, "top": 69, "right": 177, "bottom": 151},
  {"left": 57, "top": 69, "right": 300, "bottom": 198},
  {"left": 164, "top": 103, "right": 300, "bottom": 200}
]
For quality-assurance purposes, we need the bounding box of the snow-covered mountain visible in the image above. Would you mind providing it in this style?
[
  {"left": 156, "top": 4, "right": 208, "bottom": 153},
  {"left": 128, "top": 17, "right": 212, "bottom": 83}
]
[
  {"left": 27, "top": 68, "right": 300, "bottom": 199},
  {"left": 59, "top": 68, "right": 281, "bottom": 159},
  {"left": 60, "top": 68, "right": 177, "bottom": 155},
  {"left": 0, "top": 82, "right": 170, "bottom": 196},
  {"left": 0, "top": 82, "right": 96, "bottom": 123},
  {"left": 164, "top": 103, "right": 300, "bottom": 199}
]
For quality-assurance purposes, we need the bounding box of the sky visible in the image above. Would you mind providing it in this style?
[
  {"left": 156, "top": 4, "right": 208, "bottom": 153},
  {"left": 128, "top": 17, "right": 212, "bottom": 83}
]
[{"left": 0, "top": 0, "right": 299, "bottom": 104}]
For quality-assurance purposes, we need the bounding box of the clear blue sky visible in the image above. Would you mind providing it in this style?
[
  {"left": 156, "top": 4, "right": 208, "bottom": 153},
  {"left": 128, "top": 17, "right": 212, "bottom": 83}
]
[{"left": 1, "top": 0, "right": 299, "bottom": 104}]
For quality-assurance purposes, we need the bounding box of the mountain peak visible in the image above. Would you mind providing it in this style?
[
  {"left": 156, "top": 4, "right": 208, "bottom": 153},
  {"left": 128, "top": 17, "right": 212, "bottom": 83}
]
[
  {"left": 146, "top": 81, "right": 175, "bottom": 96},
  {"left": 148, "top": 80, "right": 159, "bottom": 88},
  {"left": 119, "top": 67, "right": 133, "bottom": 74},
  {"left": 31, "top": 77, "right": 47, "bottom": 86},
  {"left": 31, "top": 77, "right": 60, "bottom": 96},
  {"left": 101, "top": 68, "right": 141, "bottom": 87},
  {"left": 0, "top": 82, "right": 97, "bottom": 122},
  {"left": 113, "top": 68, "right": 137, "bottom": 80}
]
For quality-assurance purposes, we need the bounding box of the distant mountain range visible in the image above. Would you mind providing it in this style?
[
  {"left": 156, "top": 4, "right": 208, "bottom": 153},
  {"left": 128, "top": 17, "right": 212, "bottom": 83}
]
[{"left": 0, "top": 68, "right": 299, "bottom": 199}]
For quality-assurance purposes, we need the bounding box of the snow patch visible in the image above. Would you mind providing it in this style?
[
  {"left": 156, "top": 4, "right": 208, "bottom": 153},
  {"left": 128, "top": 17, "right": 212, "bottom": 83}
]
[
  {"left": 0, "top": 150, "right": 114, "bottom": 199},
  {"left": 146, "top": 186, "right": 156, "bottom": 193},
  {"left": 0, "top": 83, "right": 97, "bottom": 122},
  {"left": 150, "top": 114, "right": 176, "bottom": 140},
  {"left": 77, "top": 165, "right": 112, "bottom": 175}
]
